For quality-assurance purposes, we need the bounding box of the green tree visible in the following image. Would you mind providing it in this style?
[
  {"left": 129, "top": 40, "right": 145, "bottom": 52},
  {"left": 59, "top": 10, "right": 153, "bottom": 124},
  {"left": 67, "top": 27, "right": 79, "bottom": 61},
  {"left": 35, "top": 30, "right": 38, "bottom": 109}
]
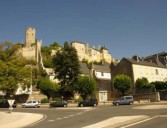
[
  {"left": 75, "top": 75, "right": 96, "bottom": 99},
  {"left": 38, "top": 79, "right": 60, "bottom": 101},
  {"left": 136, "top": 77, "right": 154, "bottom": 89},
  {"left": 0, "top": 42, "right": 37, "bottom": 97},
  {"left": 52, "top": 41, "right": 81, "bottom": 98},
  {"left": 113, "top": 74, "right": 132, "bottom": 95},
  {"left": 49, "top": 42, "right": 63, "bottom": 50},
  {"left": 151, "top": 81, "right": 167, "bottom": 90}
]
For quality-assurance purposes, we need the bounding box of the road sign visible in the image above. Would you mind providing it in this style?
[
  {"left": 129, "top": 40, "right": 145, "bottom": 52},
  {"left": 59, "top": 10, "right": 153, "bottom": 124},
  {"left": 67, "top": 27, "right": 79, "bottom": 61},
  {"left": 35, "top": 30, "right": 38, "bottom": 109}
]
[{"left": 8, "top": 100, "right": 15, "bottom": 106}]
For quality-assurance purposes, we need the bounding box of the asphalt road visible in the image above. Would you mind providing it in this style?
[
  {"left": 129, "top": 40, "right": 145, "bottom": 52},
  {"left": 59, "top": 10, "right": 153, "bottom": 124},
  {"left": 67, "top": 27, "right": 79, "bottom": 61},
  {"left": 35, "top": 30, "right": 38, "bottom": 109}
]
[
  {"left": 1, "top": 103, "right": 167, "bottom": 128},
  {"left": 124, "top": 115, "right": 167, "bottom": 128}
]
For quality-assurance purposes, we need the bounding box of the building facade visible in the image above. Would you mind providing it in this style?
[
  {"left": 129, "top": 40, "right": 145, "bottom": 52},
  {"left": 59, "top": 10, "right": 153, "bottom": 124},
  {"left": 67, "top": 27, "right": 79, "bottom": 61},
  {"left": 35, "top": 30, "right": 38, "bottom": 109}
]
[
  {"left": 111, "top": 55, "right": 167, "bottom": 94},
  {"left": 90, "top": 62, "right": 112, "bottom": 101}
]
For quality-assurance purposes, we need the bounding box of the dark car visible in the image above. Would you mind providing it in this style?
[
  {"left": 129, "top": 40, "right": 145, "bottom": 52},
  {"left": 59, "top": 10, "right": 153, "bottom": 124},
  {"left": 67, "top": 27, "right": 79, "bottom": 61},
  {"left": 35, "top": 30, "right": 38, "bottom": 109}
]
[
  {"left": 78, "top": 99, "right": 98, "bottom": 107},
  {"left": 0, "top": 100, "right": 17, "bottom": 108},
  {"left": 50, "top": 100, "right": 68, "bottom": 107}
]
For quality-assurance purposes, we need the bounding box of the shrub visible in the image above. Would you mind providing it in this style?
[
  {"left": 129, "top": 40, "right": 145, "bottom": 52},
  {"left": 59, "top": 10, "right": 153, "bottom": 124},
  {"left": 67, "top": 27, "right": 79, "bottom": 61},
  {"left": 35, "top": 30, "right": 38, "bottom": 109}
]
[
  {"left": 136, "top": 77, "right": 154, "bottom": 89},
  {"left": 113, "top": 74, "right": 132, "bottom": 95},
  {"left": 151, "top": 81, "right": 167, "bottom": 90},
  {"left": 75, "top": 97, "right": 83, "bottom": 103},
  {"left": 41, "top": 98, "right": 48, "bottom": 103},
  {"left": 54, "top": 97, "right": 62, "bottom": 101}
]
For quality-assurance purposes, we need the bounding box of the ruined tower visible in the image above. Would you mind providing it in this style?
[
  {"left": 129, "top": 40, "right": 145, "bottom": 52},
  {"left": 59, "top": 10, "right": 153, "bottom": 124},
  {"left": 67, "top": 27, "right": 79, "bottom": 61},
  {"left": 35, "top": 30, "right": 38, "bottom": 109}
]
[{"left": 25, "top": 27, "right": 36, "bottom": 47}]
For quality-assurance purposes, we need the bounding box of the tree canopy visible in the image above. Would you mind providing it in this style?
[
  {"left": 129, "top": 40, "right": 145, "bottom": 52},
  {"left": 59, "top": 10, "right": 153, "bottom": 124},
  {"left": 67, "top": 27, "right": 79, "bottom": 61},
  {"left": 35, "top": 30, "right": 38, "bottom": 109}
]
[
  {"left": 113, "top": 74, "right": 132, "bottom": 95},
  {"left": 136, "top": 77, "right": 154, "bottom": 89},
  {"left": 75, "top": 75, "right": 96, "bottom": 99},
  {"left": 38, "top": 78, "right": 60, "bottom": 101},
  {"left": 52, "top": 41, "right": 81, "bottom": 98},
  {"left": 0, "top": 42, "right": 37, "bottom": 97},
  {"left": 41, "top": 42, "right": 63, "bottom": 68}
]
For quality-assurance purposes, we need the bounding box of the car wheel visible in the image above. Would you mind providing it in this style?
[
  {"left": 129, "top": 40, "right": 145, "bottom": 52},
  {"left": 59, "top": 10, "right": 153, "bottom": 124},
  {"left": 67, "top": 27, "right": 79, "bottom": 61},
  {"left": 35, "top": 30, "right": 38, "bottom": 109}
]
[
  {"left": 129, "top": 102, "right": 133, "bottom": 105},
  {"left": 23, "top": 105, "right": 26, "bottom": 108},
  {"left": 80, "top": 104, "right": 83, "bottom": 107},
  {"left": 64, "top": 104, "right": 67, "bottom": 107},
  {"left": 35, "top": 105, "right": 38, "bottom": 108},
  {"left": 50, "top": 104, "right": 53, "bottom": 107},
  {"left": 116, "top": 102, "right": 119, "bottom": 106},
  {"left": 94, "top": 104, "right": 97, "bottom": 107}
]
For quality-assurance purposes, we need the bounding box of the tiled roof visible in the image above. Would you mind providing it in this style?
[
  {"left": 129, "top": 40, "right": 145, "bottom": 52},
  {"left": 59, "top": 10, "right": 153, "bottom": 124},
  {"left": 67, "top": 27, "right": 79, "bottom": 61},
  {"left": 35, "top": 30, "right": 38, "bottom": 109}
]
[
  {"left": 125, "top": 58, "right": 166, "bottom": 68},
  {"left": 80, "top": 63, "right": 90, "bottom": 74},
  {"left": 145, "top": 52, "right": 167, "bottom": 59},
  {"left": 93, "top": 64, "right": 110, "bottom": 72}
]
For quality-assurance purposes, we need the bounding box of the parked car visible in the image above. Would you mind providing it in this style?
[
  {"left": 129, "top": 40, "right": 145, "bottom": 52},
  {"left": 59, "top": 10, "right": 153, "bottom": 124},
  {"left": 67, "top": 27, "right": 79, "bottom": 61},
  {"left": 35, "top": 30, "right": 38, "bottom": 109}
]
[
  {"left": 22, "top": 100, "right": 40, "bottom": 108},
  {"left": 0, "top": 99, "right": 17, "bottom": 108},
  {"left": 78, "top": 99, "right": 98, "bottom": 107},
  {"left": 50, "top": 100, "right": 68, "bottom": 107},
  {"left": 113, "top": 96, "right": 133, "bottom": 106}
]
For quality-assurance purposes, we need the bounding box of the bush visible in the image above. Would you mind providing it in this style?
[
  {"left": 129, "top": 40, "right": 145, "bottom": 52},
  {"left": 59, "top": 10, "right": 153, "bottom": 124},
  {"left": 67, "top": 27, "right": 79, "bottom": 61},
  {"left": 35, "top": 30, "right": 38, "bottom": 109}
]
[
  {"left": 41, "top": 98, "right": 48, "bottom": 103},
  {"left": 0, "top": 99, "right": 7, "bottom": 103},
  {"left": 75, "top": 97, "right": 83, "bottom": 103},
  {"left": 136, "top": 77, "right": 154, "bottom": 89},
  {"left": 54, "top": 97, "right": 62, "bottom": 101},
  {"left": 151, "top": 81, "right": 167, "bottom": 90}
]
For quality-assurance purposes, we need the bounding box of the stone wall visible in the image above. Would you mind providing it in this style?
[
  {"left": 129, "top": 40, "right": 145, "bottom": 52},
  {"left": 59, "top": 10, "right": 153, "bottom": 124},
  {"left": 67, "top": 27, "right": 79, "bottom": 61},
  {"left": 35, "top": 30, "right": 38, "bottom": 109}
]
[
  {"left": 132, "top": 92, "right": 160, "bottom": 102},
  {"left": 14, "top": 93, "right": 47, "bottom": 103},
  {"left": 158, "top": 91, "right": 167, "bottom": 100}
]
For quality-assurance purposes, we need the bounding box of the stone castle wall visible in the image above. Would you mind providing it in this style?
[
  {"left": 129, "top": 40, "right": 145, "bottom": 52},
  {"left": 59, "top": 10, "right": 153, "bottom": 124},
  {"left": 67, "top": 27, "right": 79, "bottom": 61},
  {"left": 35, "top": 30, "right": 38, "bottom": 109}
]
[{"left": 71, "top": 41, "right": 115, "bottom": 63}]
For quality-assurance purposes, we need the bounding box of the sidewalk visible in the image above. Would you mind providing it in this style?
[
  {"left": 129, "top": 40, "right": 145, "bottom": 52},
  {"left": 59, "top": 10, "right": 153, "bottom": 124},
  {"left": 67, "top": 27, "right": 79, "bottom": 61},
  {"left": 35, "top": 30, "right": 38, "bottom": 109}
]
[{"left": 0, "top": 111, "right": 44, "bottom": 128}]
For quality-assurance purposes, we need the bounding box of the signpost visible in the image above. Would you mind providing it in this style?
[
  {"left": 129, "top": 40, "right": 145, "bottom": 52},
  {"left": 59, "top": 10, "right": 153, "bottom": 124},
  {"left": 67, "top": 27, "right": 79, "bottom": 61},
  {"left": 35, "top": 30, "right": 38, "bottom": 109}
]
[{"left": 8, "top": 100, "right": 15, "bottom": 113}]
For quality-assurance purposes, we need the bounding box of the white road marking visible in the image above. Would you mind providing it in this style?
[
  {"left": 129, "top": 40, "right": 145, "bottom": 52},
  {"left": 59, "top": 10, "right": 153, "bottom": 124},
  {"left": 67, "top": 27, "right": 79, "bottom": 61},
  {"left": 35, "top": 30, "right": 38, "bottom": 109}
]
[
  {"left": 56, "top": 118, "right": 62, "bottom": 120},
  {"left": 26, "top": 114, "right": 47, "bottom": 127},
  {"left": 121, "top": 116, "right": 159, "bottom": 128},
  {"left": 69, "top": 115, "right": 74, "bottom": 117},
  {"left": 159, "top": 115, "right": 167, "bottom": 117},
  {"left": 82, "top": 116, "right": 147, "bottom": 128},
  {"left": 63, "top": 116, "right": 69, "bottom": 119},
  {"left": 48, "top": 120, "right": 55, "bottom": 122}
]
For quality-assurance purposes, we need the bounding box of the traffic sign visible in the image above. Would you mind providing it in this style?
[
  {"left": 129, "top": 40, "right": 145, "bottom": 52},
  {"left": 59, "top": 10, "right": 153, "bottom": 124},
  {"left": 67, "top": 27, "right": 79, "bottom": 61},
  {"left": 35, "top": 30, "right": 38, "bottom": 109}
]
[{"left": 8, "top": 100, "right": 15, "bottom": 107}]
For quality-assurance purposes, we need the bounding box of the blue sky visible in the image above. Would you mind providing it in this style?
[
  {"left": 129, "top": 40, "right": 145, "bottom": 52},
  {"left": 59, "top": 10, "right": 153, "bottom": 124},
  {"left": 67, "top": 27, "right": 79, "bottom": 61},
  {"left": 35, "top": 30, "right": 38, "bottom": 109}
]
[{"left": 0, "top": 0, "right": 167, "bottom": 60}]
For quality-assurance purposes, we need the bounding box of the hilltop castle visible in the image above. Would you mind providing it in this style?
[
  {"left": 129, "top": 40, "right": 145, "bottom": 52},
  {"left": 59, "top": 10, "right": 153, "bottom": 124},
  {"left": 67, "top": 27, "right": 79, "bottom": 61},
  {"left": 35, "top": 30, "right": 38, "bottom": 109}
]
[
  {"left": 21, "top": 27, "right": 42, "bottom": 63},
  {"left": 71, "top": 42, "right": 115, "bottom": 63}
]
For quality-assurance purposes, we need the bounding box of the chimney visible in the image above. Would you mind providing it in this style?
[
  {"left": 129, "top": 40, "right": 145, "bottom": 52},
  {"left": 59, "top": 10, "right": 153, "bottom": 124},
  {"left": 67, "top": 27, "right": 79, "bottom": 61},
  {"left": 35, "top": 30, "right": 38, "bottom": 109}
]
[
  {"left": 132, "top": 55, "right": 140, "bottom": 62},
  {"left": 156, "top": 54, "right": 159, "bottom": 60},
  {"left": 142, "top": 57, "right": 144, "bottom": 61}
]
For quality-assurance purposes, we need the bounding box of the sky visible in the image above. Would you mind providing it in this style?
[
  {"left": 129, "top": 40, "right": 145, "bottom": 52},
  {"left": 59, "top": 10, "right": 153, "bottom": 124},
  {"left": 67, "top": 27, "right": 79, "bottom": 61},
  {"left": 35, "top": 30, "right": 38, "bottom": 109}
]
[{"left": 0, "top": 0, "right": 167, "bottom": 60}]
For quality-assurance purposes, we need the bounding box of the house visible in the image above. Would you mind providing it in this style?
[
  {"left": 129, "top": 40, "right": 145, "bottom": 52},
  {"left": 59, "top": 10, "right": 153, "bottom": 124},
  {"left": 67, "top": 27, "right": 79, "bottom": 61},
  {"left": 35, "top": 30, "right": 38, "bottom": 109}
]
[
  {"left": 90, "top": 62, "right": 112, "bottom": 101},
  {"left": 144, "top": 52, "right": 167, "bottom": 67},
  {"left": 111, "top": 55, "right": 167, "bottom": 94}
]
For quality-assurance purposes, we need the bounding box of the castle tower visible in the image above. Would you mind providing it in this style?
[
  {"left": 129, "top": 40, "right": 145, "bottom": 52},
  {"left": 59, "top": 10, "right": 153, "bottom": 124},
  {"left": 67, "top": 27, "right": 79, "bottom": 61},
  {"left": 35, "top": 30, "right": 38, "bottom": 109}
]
[{"left": 25, "top": 27, "right": 36, "bottom": 47}]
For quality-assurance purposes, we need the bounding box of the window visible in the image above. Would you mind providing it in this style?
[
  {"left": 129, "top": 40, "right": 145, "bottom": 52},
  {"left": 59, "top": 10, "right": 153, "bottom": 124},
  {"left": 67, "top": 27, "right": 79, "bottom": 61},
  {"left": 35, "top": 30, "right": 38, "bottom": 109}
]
[
  {"left": 161, "top": 70, "right": 163, "bottom": 76},
  {"left": 152, "top": 77, "right": 154, "bottom": 82},
  {"left": 145, "top": 68, "right": 148, "bottom": 75},
  {"left": 139, "top": 67, "right": 143, "bottom": 74},
  {"left": 147, "top": 77, "right": 150, "bottom": 82},
  {"left": 101, "top": 72, "right": 104, "bottom": 76},
  {"left": 126, "top": 97, "right": 132, "bottom": 100},
  {"left": 151, "top": 68, "right": 153, "bottom": 75},
  {"left": 156, "top": 69, "right": 158, "bottom": 75}
]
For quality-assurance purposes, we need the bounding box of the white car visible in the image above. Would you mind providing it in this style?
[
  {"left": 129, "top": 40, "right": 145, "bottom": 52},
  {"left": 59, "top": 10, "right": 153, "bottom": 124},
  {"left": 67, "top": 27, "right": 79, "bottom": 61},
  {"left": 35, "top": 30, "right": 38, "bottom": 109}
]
[{"left": 22, "top": 100, "right": 40, "bottom": 108}]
